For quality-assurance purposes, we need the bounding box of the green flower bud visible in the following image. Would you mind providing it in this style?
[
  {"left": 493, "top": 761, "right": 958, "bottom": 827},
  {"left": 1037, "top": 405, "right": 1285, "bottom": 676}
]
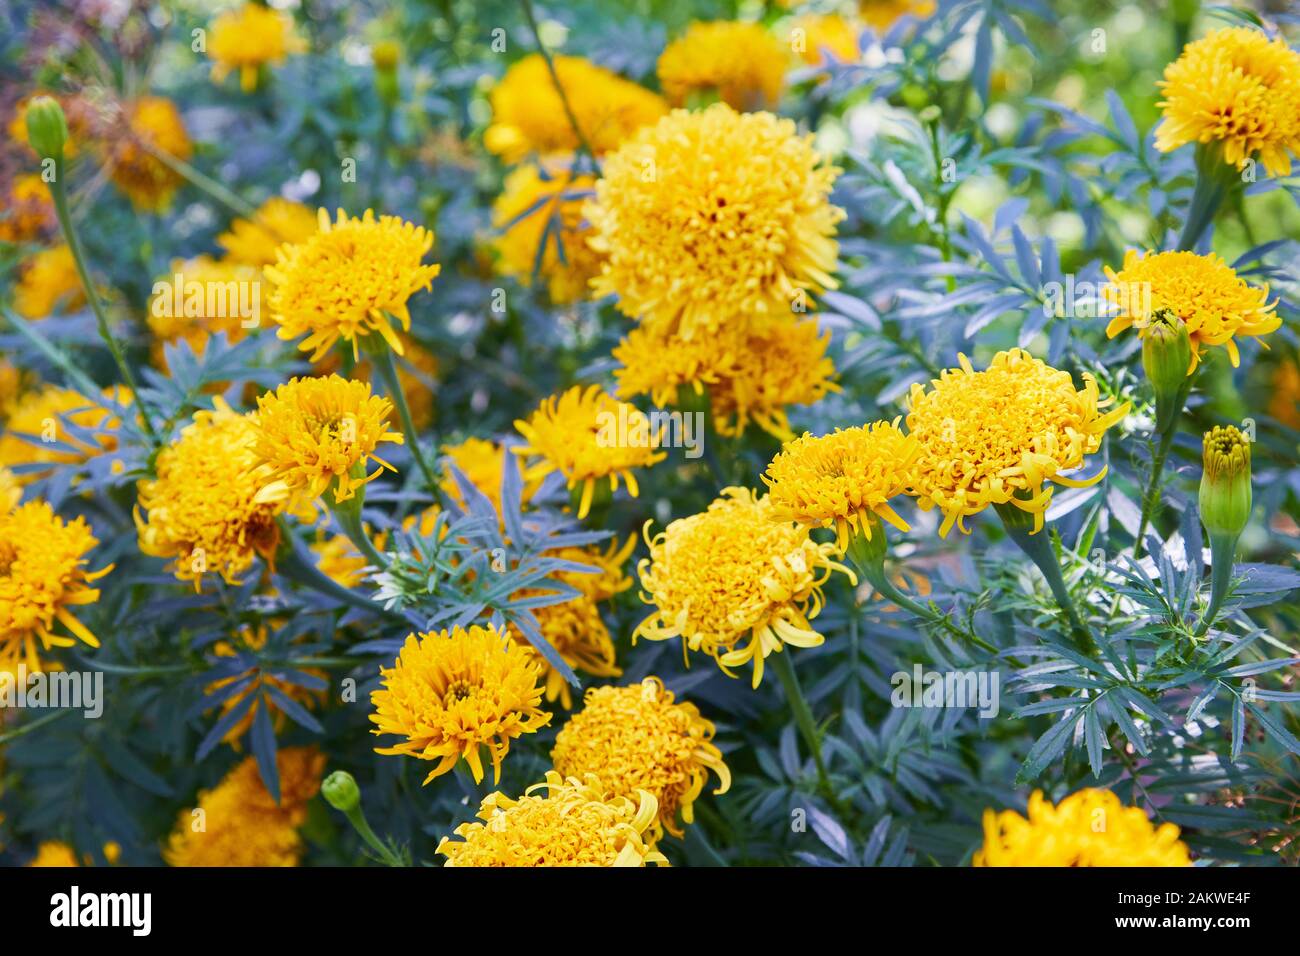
[
  {"left": 321, "top": 770, "right": 361, "bottom": 813},
  {"left": 373, "top": 41, "right": 401, "bottom": 106},
  {"left": 1142, "top": 309, "right": 1192, "bottom": 393},
  {"left": 24, "top": 95, "right": 68, "bottom": 161},
  {"left": 1199, "top": 425, "right": 1252, "bottom": 538}
]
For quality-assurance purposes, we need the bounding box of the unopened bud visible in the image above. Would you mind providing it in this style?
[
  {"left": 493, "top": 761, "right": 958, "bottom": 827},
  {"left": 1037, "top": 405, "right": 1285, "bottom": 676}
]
[
  {"left": 322, "top": 770, "right": 361, "bottom": 813},
  {"left": 24, "top": 96, "right": 68, "bottom": 161},
  {"left": 1142, "top": 309, "right": 1192, "bottom": 392},
  {"left": 1199, "top": 425, "right": 1251, "bottom": 538}
]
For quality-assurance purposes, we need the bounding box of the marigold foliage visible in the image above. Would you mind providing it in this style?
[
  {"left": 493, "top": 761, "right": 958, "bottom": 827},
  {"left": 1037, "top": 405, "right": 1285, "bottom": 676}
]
[
  {"left": 1103, "top": 249, "right": 1279, "bottom": 371},
  {"left": 657, "top": 21, "right": 788, "bottom": 110},
  {"left": 635, "top": 487, "right": 854, "bottom": 688},
  {"left": 906, "top": 349, "right": 1129, "bottom": 537},
  {"left": 369, "top": 623, "right": 551, "bottom": 784},
  {"left": 551, "top": 678, "right": 730, "bottom": 838},
  {"left": 436, "top": 771, "right": 667, "bottom": 867},
  {"left": 974, "top": 789, "right": 1191, "bottom": 866},
  {"left": 1155, "top": 26, "right": 1300, "bottom": 177},
  {"left": 0, "top": 385, "right": 122, "bottom": 483},
  {"left": 587, "top": 104, "right": 843, "bottom": 340}
]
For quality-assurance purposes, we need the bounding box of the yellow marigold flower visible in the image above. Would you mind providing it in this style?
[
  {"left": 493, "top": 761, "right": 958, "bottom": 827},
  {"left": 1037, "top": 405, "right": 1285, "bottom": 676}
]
[
  {"left": 135, "top": 399, "right": 287, "bottom": 590},
  {"left": 612, "top": 322, "right": 732, "bottom": 408},
  {"left": 513, "top": 384, "right": 666, "bottom": 519},
  {"left": 247, "top": 375, "right": 404, "bottom": 507},
  {"left": 146, "top": 256, "right": 262, "bottom": 361},
  {"left": 763, "top": 419, "right": 921, "bottom": 553},
  {"left": 0, "top": 385, "right": 122, "bottom": 484},
  {"left": 13, "top": 244, "right": 84, "bottom": 320},
  {"left": 266, "top": 209, "right": 440, "bottom": 361},
  {"left": 216, "top": 197, "right": 319, "bottom": 268},
  {"left": 25, "top": 840, "right": 119, "bottom": 867},
  {"left": 907, "top": 349, "right": 1129, "bottom": 538},
  {"left": 974, "top": 789, "right": 1191, "bottom": 867},
  {"left": 208, "top": 3, "right": 306, "bottom": 93},
  {"left": 437, "top": 770, "right": 667, "bottom": 867},
  {"left": 587, "top": 104, "right": 843, "bottom": 340},
  {"left": 1269, "top": 359, "right": 1300, "bottom": 430},
  {"left": 1103, "top": 249, "right": 1279, "bottom": 372},
  {"left": 1155, "top": 26, "right": 1300, "bottom": 177},
  {"left": 484, "top": 54, "right": 667, "bottom": 162},
  {"left": 858, "top": 0, "right": 935, "bottom": 31},
  {"left": 310, "top": 532, "right": 370, "bottom": 588},
  {"left": 102, "top": 96, "right": 191, "bottom": 212},
  {"left": 0, "top": 468, "right": 20, "bottom": 512},
  {"left": 0, "top": 174, "right": 56, "bottom": 243},
  {"left": 491, "top": 158, "right": 602, "bottom": 305},
  {"left": 634, "top": 487, "right": 853, "bottom": 688},
  {"left": 440, "top": 436, "right": 537, "bottom": 511},
  {"left": 369, "top": 623, "right": 551, "bottom": 785},
  {"left": 0, "top": 361, "right": 24, "bottom": 417},
  {"left": 0, "top": 500, "right": 111, "bottom": 673},
  {"left": 551, "top": 677, "right": 730, "bottom": 839},
  {"left": 657, "top": 21, "right": 788, "bottom": 110},
  {"left": 205, "top": 624, "right": 326, "bottom": 746},
  {"left": 510, "top": 593, "right": 621, "bottom": 709},
  {"left": 164, "top": 747, "right": 324, "bottom": 867},
  {"left": 789, "top": 14, "right": 861, "bottom": 67}
]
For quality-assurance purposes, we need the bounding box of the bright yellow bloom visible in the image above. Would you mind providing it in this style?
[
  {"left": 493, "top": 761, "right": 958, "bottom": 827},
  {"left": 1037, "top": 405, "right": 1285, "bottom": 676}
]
[
  {"left": 1103, "top": 249, "right": 1279, "bottom": 371},
  {"left": 491, "top": 158, "right": 602, "bottom": 304},
  {"left": 1155, "top": 26, "right": 1300, "bottom": 177},
  {"left": 0, "top": 174, "right": 55, "bottom": 243},
  {"left": 552, "top": 678, "right": 730, "bottom": 838},
  {"left": 369, "top": 623, "right": 551, "bottom": 784},
  {"left": 0, "top": 385, "right": 123, "bottom": 484},
  {"left": 208, "top": 3, "right": 306, "bottom": 93},
  {"left": 858, "top": 0, "right": 935, "bottom": 31},
  {"left": 13, "top": 244, "right": 84, "bottom": 320},
  {"left": 247, "top": 375, "right": 404, "bottom": 506},
  {"left": 266, "top": 209, "right": 441, "bottom": 361},
  {"left": 164, "top": 747, "right": 324, "bottom": 867},
  {"left": 763, "top": 419, "right": 921, "bottom": 552},
  {"left": 484, "top": 54, "right": 667, "bottom": 162},
  {"left": 146, "top": 256, "right": 262, "bottom": 361},
  {"left": 310, "top": 532, "right": 370, "bottom": 588},
  {"left": 217, "top": 197, "right": 318, "bottom": 268},
  {"left": 1269, "top": 359, "right": 1300, "bottom": 430},
  {"left": 634, "top": 487, "right": 853, "bottom": 688},
  {"left": 437, "top": 771, "right": 667, "bottom": 867},
  {"left": 789, "top": 14, "right": 861, "bottom": 67},
  {"left": 135, "top": 399, "right": 287, "bottom": 590},
  {"left": 657, "top": 21, "right": 787, "bottom": 110},
  {"left": 103, "top": 97, "right": 191, "bottom": 212},
  {"left": 907, "top": 350, "right": 1129, "bottom": 538},
  {"left": 0, "top": 468, "right": 20, "bottom": 512},
  {"left": 0, "top": 500, "right": 111, "bottom": 673},
  {"left": 25, "top": 841, "right": 119, "bottom": 867},
  {"left": 974, "top": 789, "right": 1191, "bottom": 867},
  {"left": 205, "top": 624, "right": 326, "bottom": 747},
  {"left": 513, "top": 384, "right": 666, "bottom": 519},
  {"left": 587, "top": 104, "right": 843, "bottom": 340}
]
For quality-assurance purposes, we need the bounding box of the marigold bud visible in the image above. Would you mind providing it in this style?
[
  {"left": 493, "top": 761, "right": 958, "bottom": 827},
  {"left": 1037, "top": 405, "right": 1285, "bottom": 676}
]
[
  {"left": 1199, "top": 425, "right": 1252, "bottom": 538},
  {"left": 321, "top": 770, "right": 361, "bottom": 813},
  {"left": 372, "top": 40, "right": 400, "bottom": 72},
  {"left": 24, "top": 95, "right": 68, "bottom": 161},
  {"left": 1142, "top": 309, "right": 1193, "bottom": 393}
]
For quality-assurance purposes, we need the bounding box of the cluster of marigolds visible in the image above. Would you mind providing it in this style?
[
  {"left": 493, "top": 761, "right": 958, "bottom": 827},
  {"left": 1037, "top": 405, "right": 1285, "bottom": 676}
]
[{"left": 2, "top": 1, "right": 1297, "bottom": 867}]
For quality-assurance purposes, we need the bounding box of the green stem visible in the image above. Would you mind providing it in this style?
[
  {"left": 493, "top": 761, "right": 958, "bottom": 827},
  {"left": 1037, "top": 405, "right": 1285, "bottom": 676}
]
[
  {"left": 329, "top": 498, "right": 389, "bottom": 571},
  {"left": 768, "top": 651, "right": 834, "bottom": 799},
  {"left": 1177, "top": 145, "right": 1234, "bottom": 252},
  {"left": 1195, "top": 531, "right": 1238, "bottom": 637},
  {"left": 138, "top": 139, "right": 259, "bottom": 219},
  {"left": 341, "top": 804, "right": 405, "bottom": 867},
  {"left": 0, "top": 707, "right": 73, "bottom": 745},
  {"left": 47, "top": 160, "right": 160, "bottom": 444},
  {"left": 1000, "top": 515, "right": 1097, "bottom": 653},
  {"left": 518, "top": 0, "right": 597, "bottom": 161},
  {"left": 370, "top": 344, "right": 441, "bottom": 498},
  {"left": 1133, "top": 376, "right": 1191, "bottom": 563}
]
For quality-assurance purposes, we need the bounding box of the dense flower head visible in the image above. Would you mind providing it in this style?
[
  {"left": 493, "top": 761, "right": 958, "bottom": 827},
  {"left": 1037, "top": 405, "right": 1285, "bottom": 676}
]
[
  {"left": 266, "top": 208, "right": 441, "bottom": 361},
  {"left": 484, "top": 54, "right": 667, "bottom": 162},
  {"left": 789, "top": 14, "right": 861, "bottom": 67},
  {"left": 135, "top": 399, "right": 287, "bottom": 590},
  {"left": 0, "top": 499, "right": 111, "bottom": 673},
  {"left": 513, "top": 384, "right": 666, "bottom": 519},
  {"left": 551, "top": 678, "right": 730, "bottom": 838},
  {"left": 164, "top": 747, "right": 324, "bottom": 867},
  {"left": 491, "top": 159, "right": 602, "bottom": 305},
  {"left": 146, "top": 255, "right": 262, "bottom": 360},
  {"left": 634, "top": 487, "right": 854, "bottom": 688},
  {"left": 208, "top": 3, "right": 306, "bottom": 93},
  {"left": 1155, "top": 26, "right": 1300, "bottom": 177},
  {"left": 369, "top": 623, "right": 551, "bottom": 784},
  {"left": 587, "top": 104, "right": 843, "bottom": 340},
  {"left": 656, "top": 21, "right": 787, "bottom": 110},
  {"left": 437, "top": 771, "right": 667, "bottom": 867},
  {"left": 906, "top": 350, "right": 1129, "bottom": 537},
  {"left": 13, "top": 244, "right": 84, "bottom": 319},
  {"left": 763, "top": 419, "right": 921, "bottom": 552},
  {"left": 102, "top": 96, "right": 191, "bottom": 211},
  {"left": 858, "top": 0, "right": 935, "bottom": 31},
  {"left": 0, "top": 384, "right": 122, "bottom": 484},
  {"left": 1103, "top": 249, "right": 1279, "bottom": 371},
  {"left": 247, "top": 374, "right": 404, "bottom": 506},
  {"left": 217, "top": 197, "right": 319, "bottom": 268},
  {"left": 0, "top": 174, "right": 55, "bottom": 243},
  {"left": 974, "top": 789, "right": 1191, "bottom": 866}
]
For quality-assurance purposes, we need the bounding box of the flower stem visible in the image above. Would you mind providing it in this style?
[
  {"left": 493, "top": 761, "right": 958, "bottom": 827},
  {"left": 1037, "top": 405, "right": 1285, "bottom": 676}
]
[
  {"left": 1195, "top": 531, "right": 1238, "bottom": 637},
  {"left": 1176, "top": 145, "right": 1235, "bottom": 252},
  {"left": 998, "top": 512, "right": 1097, "bottom": 653},
  {"left": 339, "top": 800, "right": 406, "bottom": 867},
  {"left": 1133, "top": 377, "right": 1191, "bottom": 563},
  {"left": 370, "top": 344, "right": 441, "bottom": 498},
  {"left": 329, "top": 497, "right": 389, "bottom": 571},
  {"left": 518, "top": 0, "right": 598, "bottom": 162},
  {"left": 768, "top": 650, "right": 834, "bottom": 798},
  {"left": 138, "top": 138, "right": 260, "bottom": 219},
  {"left": 47, "top": 162, "right": 161, "bottom": 445}
]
